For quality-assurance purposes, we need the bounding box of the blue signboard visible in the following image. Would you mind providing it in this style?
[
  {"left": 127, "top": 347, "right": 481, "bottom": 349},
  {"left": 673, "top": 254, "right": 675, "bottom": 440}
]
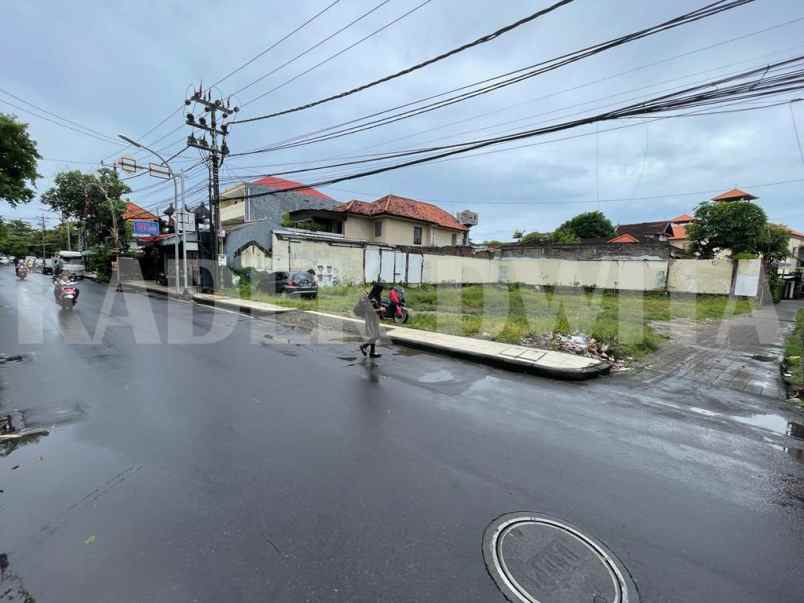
[{"left": 132, "top": 220, "right": 160, "bottom": 237}]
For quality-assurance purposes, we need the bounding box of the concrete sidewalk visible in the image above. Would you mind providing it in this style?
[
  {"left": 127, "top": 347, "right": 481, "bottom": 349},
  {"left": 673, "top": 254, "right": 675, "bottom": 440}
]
[
  {"left": 122, "top": 280, "right": 291, "bottom": 316},
  {"left": 306, "top": 311, "right": 609, "bottom": 380},
  {"left": 122, "top": 281, "right": 609, "bottom": 380}
]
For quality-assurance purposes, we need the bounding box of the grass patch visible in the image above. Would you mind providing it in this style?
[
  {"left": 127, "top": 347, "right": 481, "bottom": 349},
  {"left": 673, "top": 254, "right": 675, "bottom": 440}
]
[
  {"left": 784, "top": 309, "right": 804, "bottom": 393},
  {"left": 229, "top": 283, "right": 752, "bottom": 359}
]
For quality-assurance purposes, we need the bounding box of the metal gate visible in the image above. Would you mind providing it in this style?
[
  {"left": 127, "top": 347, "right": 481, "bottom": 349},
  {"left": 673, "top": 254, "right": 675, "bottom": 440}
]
[{"left": 363, "top": 247, "right": 423, "bottom": 285}]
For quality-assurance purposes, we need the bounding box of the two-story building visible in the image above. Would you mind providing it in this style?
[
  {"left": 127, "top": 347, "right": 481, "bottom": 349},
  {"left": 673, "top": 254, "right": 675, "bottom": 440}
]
[
  {"left": 219, "top": 176, "right": 339, "bottom": 267},
  {"left": 288, "top": 194, "right": 471, "bottom": 247}
]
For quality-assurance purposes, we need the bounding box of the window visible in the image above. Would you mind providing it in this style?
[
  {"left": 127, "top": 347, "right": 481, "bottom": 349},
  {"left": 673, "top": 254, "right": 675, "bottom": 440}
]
[
  {"left": 413, "top": 226, "right": 422, "bottom": 245},
  {"left": 451, "top": 233, "right": 457, "bottom": 246},
  {"left": 374, "top": 221, "right": 383, "bottom": 237}
]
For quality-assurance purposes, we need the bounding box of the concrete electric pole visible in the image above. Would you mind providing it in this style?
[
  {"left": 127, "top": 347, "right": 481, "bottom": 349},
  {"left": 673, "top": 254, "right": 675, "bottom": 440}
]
[{"left": 185, "top": 85, "right": 236, "bottom": 291}]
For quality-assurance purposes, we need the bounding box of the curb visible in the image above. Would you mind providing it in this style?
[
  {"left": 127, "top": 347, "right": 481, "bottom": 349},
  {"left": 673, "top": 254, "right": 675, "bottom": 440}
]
[
  {"left": 302, "top": 311, "right": 610, "bottom": 381},
  {"left": 192, "top": 294, "right": 292, "bottom": 317},
  {"left": 384, "top": 334, "right": 611, "bottom": 381}
]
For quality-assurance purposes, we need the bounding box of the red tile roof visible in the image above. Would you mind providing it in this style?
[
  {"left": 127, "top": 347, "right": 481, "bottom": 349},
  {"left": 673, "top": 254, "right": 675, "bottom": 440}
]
[
  {"left": 782, "top": 225, "right": 804, "bottom": 239},
  {"left": 335, "top": 194, "right": 469, "bottom": 231},
  {"left": 669, "top": 223, "right": 688, "bottom": 240},
  {"left": 122, "top": 201, "right": 159, "bottom": 221},
  {"left": 608, "top": 233, "right": 639, "bottom": 244},
  {"left": 711, "top": 188, "right": 757, "bottom": 202},
  {"left": 670, "top": 213, "right": 692, "bottom": 223},
  {"left": 251, "top": 176, "right": 333, "bottom": 201}
]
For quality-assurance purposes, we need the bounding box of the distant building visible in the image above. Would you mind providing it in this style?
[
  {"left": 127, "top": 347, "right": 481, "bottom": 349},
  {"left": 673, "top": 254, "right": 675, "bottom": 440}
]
[
  {"left": 613, "top": 189, "right": 764, "bottom": 252},
  {"left": 219, "top": 176, "right": 338, "bottom": 267}
]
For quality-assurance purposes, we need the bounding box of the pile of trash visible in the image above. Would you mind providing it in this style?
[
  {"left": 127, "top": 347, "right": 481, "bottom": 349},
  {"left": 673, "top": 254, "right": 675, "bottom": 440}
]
[{"left": 520, "top": 332, "right": 631, "bottom": 371}]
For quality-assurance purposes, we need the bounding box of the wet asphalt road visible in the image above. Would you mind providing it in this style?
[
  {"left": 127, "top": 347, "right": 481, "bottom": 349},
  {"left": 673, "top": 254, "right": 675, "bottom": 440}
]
[{"left": 1, "top": 268, "right": 803, "bottom": 602}]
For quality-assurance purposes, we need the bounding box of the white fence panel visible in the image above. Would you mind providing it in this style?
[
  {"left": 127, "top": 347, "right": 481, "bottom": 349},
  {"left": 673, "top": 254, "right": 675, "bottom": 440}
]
[
  {"left": 406, "top": 253, "right": 423, "bottom": 285},
  {"left": 379, "top": 248, "right": 395, "bottom": 283},
  {"left": 365, "top": 246, "right": 381, "bottom": 283}
]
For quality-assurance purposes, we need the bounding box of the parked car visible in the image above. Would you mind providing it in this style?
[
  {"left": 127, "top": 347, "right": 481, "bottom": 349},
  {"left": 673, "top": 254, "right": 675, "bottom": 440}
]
[
  {"left": 256, "top": 271, "right": 318, "bottom": 298},
  {"left": 0, "top": 256, "right": 10, "bottom": 265}
]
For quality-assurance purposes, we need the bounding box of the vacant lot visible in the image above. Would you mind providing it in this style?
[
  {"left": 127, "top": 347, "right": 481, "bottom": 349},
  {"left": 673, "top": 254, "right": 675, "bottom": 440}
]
[{"left": 232, "top": 283, "right": 753, "bottom": 359}]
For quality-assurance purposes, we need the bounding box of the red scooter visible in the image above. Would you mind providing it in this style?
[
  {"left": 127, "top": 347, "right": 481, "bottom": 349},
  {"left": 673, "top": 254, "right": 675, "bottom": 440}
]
[{"left": 379, "top": 286, "right": 409, "bottom": 324}]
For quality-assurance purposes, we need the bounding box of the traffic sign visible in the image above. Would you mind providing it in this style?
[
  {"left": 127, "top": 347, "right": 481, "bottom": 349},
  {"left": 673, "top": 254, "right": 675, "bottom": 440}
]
[{"left": 148, "top": 163, "right": 171, "bottom": 179}]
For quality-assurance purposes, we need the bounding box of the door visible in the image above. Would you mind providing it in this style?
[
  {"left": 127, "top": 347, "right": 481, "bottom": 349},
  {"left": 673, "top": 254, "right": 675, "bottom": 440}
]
[
  {"left": 392, "top": 250, "right": 406, "bottom": 284},
  {"left": 379, "top": 249, "right": 395, "bottom": 283},
  {"left": 365, "top": 246, "right": 381, "bottom": 283},
  {"left": 406, "top": 253, "right": 423, "bottom": 285}
]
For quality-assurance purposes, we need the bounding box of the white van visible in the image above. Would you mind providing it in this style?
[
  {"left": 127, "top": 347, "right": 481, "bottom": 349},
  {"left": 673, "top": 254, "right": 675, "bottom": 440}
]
[{"left": 55, "top": 251, "right": 85, "bottom": 278}]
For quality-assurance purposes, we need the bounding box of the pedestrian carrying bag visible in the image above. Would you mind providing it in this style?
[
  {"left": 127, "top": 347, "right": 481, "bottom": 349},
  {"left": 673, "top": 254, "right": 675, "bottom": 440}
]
[{"left": 353, "top": 298, "right": 367, "bottom": 318}]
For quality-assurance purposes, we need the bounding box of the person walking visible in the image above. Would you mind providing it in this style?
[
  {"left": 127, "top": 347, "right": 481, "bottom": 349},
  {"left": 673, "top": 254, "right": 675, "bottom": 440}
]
[{"left": 358, "top": 282, "right": 384, "bottom": 358}]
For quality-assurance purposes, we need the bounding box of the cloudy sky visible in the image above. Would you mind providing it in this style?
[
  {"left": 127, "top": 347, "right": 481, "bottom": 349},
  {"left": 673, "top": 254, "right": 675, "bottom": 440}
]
[{"left": 2, "top": 0, "right": 803, "bottom": 241}]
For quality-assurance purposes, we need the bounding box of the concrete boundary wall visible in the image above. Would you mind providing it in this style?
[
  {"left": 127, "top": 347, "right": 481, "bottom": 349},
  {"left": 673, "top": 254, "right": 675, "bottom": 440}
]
[
  {"left": 271, "top": 233, "right": 761, "bottom": 297},
  {"left": 500, "top": 258, "right": 668, "bottom": 291}
]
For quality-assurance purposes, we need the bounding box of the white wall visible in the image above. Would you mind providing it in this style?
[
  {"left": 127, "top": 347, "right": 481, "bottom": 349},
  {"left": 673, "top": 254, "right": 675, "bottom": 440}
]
[
  {"left": 273, "top": 235, "right": 364, "bottom": 286},
  {"left": 422, "top": 255, "right": 499, "bottom": 284},
  {"left": 499, "top": 258, "right": 668, "bottom": 291},
  {"left": 271, "top": 234, "right": 758, "bottom": 296},
  {"left": 667, "top": 258, "right": 733, "bottom": 295}
]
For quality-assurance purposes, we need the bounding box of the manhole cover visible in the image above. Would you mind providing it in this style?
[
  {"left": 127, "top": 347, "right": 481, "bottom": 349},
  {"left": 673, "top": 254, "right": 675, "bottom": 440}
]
[{"left": 483, "top": 513, "right": 637, "bottom": 603}]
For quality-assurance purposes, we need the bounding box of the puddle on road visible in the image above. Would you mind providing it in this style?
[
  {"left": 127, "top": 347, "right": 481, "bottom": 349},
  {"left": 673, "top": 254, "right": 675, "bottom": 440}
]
[
  {"left": 733, "top": 413, "right": 790, "bottom": 434},
  {"left": 750, "top": 353, "right": 777, "bottom": 363},
  {"left": 0, "top": 353, "right": 35, "bottom": 365},
  {"left": 732, "top": 413, "right": 804, "bottom": 439},
  {"left": 418, "top": 369, "right": 455, "bottom": 383}
]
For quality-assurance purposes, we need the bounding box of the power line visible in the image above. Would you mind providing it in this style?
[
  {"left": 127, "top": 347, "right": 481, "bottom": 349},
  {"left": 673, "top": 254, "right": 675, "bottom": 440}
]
[
  {"left": 224, "top": 44, "right": 804, "bottom": 174},
  {"left": 231, "top": 0, "right": 394, "bottom": 99},
  {"left": 99, "top": 2, "right": 348, "bottom": 164},
  {"left": 218, "top": 55, "right": 804, "bottom": 202},
  {"left": 316, "top": 176, "right": 804, "bottom": 208},
  {"left": 231, "top": 0, "right": 759, "bottom": 156},
  {"left": 233, "top": 0, "right": 752, "bottom": 126},
  {"left": 0, "top": 97, "right": 124, "bottom": 146},
  {"left": 239, "top": 0, "right": 572, "bottom": 116},
  {"left": 0, "top": 87, "right": 121, "bottom": 143},
  {"left": 212, "top": 0, "right": 345, "bottom": 89},
  {"left": 240, "top": 0, "right": 439, "bottom": 107}
]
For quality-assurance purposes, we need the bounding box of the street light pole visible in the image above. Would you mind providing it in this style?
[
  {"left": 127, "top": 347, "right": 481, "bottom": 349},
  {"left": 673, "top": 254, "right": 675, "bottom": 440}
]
[{"left": 117, "top": 134, "right": 184, "bottom": 297}]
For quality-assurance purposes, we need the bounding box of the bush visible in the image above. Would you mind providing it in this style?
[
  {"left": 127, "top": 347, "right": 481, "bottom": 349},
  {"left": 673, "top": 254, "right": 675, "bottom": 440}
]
[
  {"left": 85, "top": 245, "right": 112, "bottom": 282},
  {"left": 554, "top": 301, "right": 571, "bottom": 335}
]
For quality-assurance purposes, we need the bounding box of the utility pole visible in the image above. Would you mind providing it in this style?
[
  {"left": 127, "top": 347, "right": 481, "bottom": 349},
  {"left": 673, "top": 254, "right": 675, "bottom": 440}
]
[
  {"left": 185, "top": 85, "right": 236, "bottom": 291},
  {"left": 63, "top": 212, "right": 71, "bottom": 251},
  {"left": 40, "top": 216, "right": 46, "bottom": 261}
]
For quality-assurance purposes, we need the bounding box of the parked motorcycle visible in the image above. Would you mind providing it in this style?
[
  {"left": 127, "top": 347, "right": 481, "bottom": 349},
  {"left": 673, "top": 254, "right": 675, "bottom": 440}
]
[
  {"left": 53, "top": 277, "right": 79, "bottom": 309},
  {"left": 378, "top": 286, "right": 409, "bottom": 324}
]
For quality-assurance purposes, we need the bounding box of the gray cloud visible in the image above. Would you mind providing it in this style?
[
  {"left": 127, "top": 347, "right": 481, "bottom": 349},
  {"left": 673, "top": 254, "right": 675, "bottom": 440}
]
[{"left": 2, "top": 0, "right": 803, "bottom": 240}]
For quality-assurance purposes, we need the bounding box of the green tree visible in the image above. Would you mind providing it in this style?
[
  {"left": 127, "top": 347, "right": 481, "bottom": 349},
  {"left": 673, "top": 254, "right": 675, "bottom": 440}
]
[
  {"left": 550, "top": 225, "right": 580, "bottom": 244},
  {"left": 0, "top": 219, "right": 36, "bottom": 257},
  {"left": 512, "top": 229, "right": 524, "bottom": 240},
  {"left": 0, "top": 114, "right": 41, "bottom": 207},
  {"left": 553, "top": 211, "right": 615, "bottom": 240},
  {"left": 41, "top": 169, "right": 129, "bottom": 247},
  {"left": 686, "top": 200, "right": 772, "bottom": 258},
  {"left": 519, "top": 231, "right": 550, "bottom": 245},
  {"left": 760, "top": 224, "right": 791, "bottom": 265}
]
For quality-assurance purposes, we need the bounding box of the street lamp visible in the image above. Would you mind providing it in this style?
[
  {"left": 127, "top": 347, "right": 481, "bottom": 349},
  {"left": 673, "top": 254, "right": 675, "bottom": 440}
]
[{"left": 118, "top": 133, "right": 188, "bottom": 297}]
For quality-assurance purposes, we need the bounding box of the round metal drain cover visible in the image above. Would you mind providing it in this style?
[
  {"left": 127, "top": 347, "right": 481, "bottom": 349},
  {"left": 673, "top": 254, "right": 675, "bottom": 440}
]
[{"left": 483, "top": 513, "right": 637, "bottom": 603}]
